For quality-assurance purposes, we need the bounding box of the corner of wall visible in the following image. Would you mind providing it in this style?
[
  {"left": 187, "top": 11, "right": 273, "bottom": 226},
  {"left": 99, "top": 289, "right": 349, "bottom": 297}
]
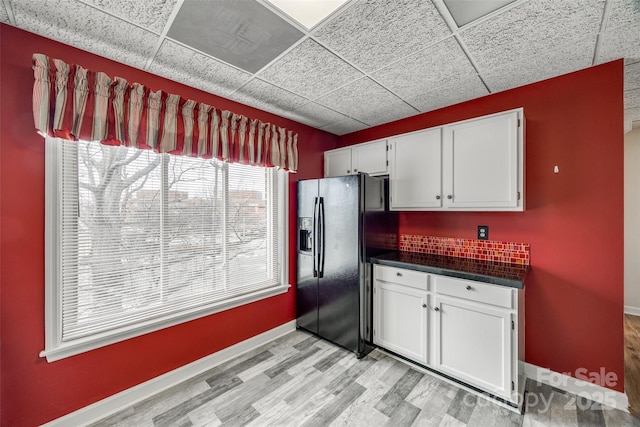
[{"left": 624, "top": 128, "right": 640, "bottom": 314}]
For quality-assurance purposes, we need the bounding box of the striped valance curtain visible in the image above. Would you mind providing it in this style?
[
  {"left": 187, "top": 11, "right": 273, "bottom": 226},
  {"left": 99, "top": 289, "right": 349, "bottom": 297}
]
[{"left": 32, "top": 53, "right": 298, "bottom": 171}]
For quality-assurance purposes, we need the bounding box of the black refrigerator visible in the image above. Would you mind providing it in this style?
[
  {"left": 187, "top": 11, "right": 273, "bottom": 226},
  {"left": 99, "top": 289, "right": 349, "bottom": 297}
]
[{"left": 296, "top": 173, "right": 397, "bottom": 358}]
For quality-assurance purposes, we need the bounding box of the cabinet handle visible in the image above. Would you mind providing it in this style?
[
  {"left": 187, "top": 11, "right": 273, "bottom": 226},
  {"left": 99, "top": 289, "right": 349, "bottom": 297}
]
[
  {"left": 396, "top": 272, "right": 402, "bottom": 277},
  {"left": 447, "top": 195, "right": 453, "bottom": 200},
  {"left": 466, "top": 285, "right": 472, "bottom": 290},
  {"left": 434, "top": 307, "right": 440, "bottom": 312},
  {"left": 422, "top": 303, "right": 427, "bottom": 308},
  {"left": 435, "top": 195, "right": 441, "bottom": 200}
]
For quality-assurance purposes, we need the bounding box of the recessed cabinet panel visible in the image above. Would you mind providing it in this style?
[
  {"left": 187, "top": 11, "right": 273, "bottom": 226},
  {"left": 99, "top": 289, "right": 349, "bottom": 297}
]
[
  {"left": 389, "top": 128, "right": 442, "bottom": 210},
  {"left": 433, "top": 295, "right": 512, "bottom": 399},
  {"left": 443, "top": 111, "right": 520, "bottom": 209},
  {"left": 324, "top": 148, "right": 352, "bottom": 177},
  {"left": 373, "top": 281, "right": 428, "bottom": 364},
  {"left": 324, "top": 140, "right": 387, "bottom": 177},
  {"left": 435, "top": 275, "right": 514, "bottom": 309},
  {"left": 352, "top": 140, "right": 388, "bottom": 176},
  {"left": 375, "top": 264, "right": 429, "bottom": 290}
]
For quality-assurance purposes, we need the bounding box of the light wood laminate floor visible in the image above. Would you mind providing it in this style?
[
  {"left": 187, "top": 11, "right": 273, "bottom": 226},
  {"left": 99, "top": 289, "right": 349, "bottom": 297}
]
[
  {"left": 92, "top": 330, "right": 639, "bottom": 427},
  {"left": 626, "top": 314, "right": 640, "bottom": 416}
]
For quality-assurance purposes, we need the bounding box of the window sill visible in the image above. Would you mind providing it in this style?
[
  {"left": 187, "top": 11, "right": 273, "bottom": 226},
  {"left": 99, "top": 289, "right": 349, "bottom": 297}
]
[{"left": 40, "top": 284, "right": 291, "bottom": 362}]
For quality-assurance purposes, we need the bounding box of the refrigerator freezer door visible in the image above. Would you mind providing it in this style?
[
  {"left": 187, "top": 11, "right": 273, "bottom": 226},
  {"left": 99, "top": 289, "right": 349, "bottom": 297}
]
[
  {"left": 317, "top": 175, "right": 361, "bottom": 353},
  {"left": 296, "top": 179, "right": 319, "bottom": 335}
]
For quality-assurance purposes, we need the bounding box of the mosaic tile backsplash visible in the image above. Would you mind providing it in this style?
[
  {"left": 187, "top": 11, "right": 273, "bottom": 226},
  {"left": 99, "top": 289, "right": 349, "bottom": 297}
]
[{"left": 399, "top": 235, "right": 530, "bottom": 265}]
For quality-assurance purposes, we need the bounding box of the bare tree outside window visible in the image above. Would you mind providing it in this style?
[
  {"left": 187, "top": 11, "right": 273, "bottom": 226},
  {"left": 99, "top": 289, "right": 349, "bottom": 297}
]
[{"left": 65, "top": 140, "right": 274, "bottom": 338}]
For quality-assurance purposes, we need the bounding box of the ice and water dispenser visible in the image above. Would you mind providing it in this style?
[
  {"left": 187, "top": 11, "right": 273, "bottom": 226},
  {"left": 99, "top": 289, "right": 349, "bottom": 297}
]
[{"left": 298, "top": 217, "right": 313, "bottom": 253}]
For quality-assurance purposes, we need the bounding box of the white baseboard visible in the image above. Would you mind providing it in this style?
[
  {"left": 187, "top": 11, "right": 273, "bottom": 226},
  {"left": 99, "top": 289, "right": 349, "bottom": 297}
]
[
  {"left": 524, "top": 363, "right": 629, "bottom": 412},
  {"left": 624, "top": 305, "right": 640, "bottom": 316},
  {"left": 43, "top": 320, "right": 297, "bottom": 427}
]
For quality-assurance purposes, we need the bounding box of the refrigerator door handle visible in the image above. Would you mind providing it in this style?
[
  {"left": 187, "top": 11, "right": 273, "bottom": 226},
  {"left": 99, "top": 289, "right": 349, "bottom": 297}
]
[
  {"left": 312, "top": 196, "right": 318, "bottom": 278},
  {"left": 318, "top": 197, "right": 325, "bottom": 278}
]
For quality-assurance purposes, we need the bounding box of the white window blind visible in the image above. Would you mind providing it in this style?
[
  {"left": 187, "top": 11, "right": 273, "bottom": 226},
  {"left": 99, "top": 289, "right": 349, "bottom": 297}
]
[{"left": 43, "top": 138, "right": 289, "bottom": 361}]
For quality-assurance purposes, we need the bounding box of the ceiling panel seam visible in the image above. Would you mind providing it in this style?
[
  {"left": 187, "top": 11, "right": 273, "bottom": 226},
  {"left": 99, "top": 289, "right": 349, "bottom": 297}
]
[
  {"left": 2, "top": 0, "right": 14, "bottom": 25},
  {"left": 258, "top": 0, "right": 310, "bottom": 33},
  {"left": 226, "top": 35, "right": 314, "bottom": 98},
  {"left": 592, "top": 0, "right": 613, "bottom": 66},
  {"left": 431, "top": 0, "right": 492, "bottom": 94},
  {"left": 432, "top": 0, "right": 530, "bottom": 36},
  {"left": 144, "top": 0, "right": 186, "bottom": 71},
  {"left": 454, "top": 35, "right": 492, "bottom": 94},
  {"left": 304, "top": 35, "right": 435, "bottom": 110},
  {"left": 75, "top": 0, "right": 163, "bottom": 35}
]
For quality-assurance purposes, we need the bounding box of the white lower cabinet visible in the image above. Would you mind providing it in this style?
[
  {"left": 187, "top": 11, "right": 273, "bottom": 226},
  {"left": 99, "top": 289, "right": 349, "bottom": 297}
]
[
  {"left": 373, "top": 281, "right": 429, "bottom": 365},
  {"left": 373, "top": 264, "right": 524, "bottom": 408},
  {"left": 433, "top": 294, "right": 513, "bottom": 400}
]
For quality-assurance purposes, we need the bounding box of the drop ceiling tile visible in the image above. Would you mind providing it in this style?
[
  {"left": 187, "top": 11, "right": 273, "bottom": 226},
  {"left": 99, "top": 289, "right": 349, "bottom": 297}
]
[
  {"left": 316, "top": 77, "right": 418, "bottom": 126},
  {"left": 320, "top": 116, "right": 369, "bottom": 136},
  {"left": 626, "top": 107, "right": 640, "bottom": 123},
  {"left": 480, "top": 38, "right": 595, "bottom": 93},
  {"left": 626, "top": 88, "right": 640, "bottom": 110},
  {"left": 80, "top": 0, "right": 178, "bottom": 33},
  {"left": 626, "top": 62, "right": 640, "bottom": 90},
  {"left": 148, "top": 40, "right": 252, "bottom": 97},
  {"left": 313, "top": 0, "right": 451, "bottom": 73},
  {"left": 229, "top": 78, "right": 308, "bottom": 118},
  {"left": 258, "top": 38, "right": 364, "bottom": 101},
  {"left": 371, "top": 37, "right": 486, "bottom": 106},
  {"left": 0, "top": 2, "right": 9, "bottom": 23},
  {"left": 13, "top": 0, "right": 158, "bottom": 69},
  {"left": 286, "top": 102, "right": 356, "bottom": 129},
  {"left": 606, "top": 0, "right": 640, "bottom": 31},
  {"left": 597, "top": 23, "right": 640, "bottom": 64},
  {"left": 404, "top": 76, "right": 489, "bottom": 113},
  {"left": 167, "top": 0, "right": 304, "bottom": 74},
  {"left": 460, "top": 0, "right": 604, "bottom": 72}
]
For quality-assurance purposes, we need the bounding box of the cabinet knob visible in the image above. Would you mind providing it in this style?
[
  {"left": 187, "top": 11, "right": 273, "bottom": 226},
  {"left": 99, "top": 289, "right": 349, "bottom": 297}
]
[
  {"left": 354, "top": 168, "right": 358, "bottom": 172},
  {"left": 466, "top": 285, "right": 472, "bottom": 290},
  {"left": 422, "top": 303, "right": 427, "bottom": 308},
  {"left": 435, "top": 195, "right": 441, "bottom": 200},
  {"left": 396, "top": 272, "right": 402, "bottom": 277},
  {"left": 434, "top": 307, "right": 440, "bottom": 312},
  {"left": 347, "top": 170, "right": 350, "bottom": 173},
  {"left": 447, "top": 195, "right": 453, "bottom": 200}
]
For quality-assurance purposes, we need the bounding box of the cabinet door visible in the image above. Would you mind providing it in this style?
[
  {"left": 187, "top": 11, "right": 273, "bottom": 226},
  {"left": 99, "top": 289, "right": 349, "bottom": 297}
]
[
  {"left": 389, "top": 128, "right": 442, "bottom": 210},
  {"left": 374, "top": 280, "right": 428, "bottom": 364},
  {"left": 352, "top": 140, "right": 388, "bottom": 176},
  {"left": 324, "top": 148, "right": 352, "bottom": 177},
  {"left": 443, "top": 111, "right": 521, "bottom": 209},
  {"left": 433, "top": 295, "right": 513, "bottom": 399}
]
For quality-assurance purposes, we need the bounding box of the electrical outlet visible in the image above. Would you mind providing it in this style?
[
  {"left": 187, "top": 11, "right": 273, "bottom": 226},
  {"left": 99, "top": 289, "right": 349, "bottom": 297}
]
[{"left": 477, "top": 226, "right": 489, "bottom": 240}]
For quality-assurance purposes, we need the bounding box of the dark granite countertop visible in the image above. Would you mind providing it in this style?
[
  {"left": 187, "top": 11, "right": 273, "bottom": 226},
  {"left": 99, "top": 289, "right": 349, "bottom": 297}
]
[{"left": 369, "top": 251, "right": 528, "bottom": 289}]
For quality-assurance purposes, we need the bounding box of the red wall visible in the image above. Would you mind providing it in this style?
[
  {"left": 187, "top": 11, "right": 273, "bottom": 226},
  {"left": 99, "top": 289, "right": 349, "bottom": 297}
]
[
  {"left": 340, "top": 61, "right": 625, "bottom": 392},
  {"left": 0, "top": 24, "right": 337, "bottom": 426}
]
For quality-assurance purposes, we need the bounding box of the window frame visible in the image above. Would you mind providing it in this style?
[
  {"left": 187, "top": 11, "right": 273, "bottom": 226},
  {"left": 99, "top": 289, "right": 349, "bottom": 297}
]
[{"left": 42, "top": 138, "right": 290, "bottom": 362}]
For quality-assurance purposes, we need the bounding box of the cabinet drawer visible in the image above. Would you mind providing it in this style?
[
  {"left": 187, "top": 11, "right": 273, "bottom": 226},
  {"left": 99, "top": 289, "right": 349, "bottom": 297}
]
[
  {"left": 434, "top": 276, "right": 513, "bottom": 308},
  {"left": 374, "top": 265, "right": 429, "bottom": 291}
]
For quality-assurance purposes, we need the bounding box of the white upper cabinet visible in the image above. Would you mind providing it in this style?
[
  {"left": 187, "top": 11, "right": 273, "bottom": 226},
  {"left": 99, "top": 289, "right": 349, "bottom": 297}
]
[
  {"left": 443, "top": 109, "right": 523, "bottom": 210},
  {"left": 388, "top": 108, "right": 524, "bottom": 211},
  {"left": 389, "top": 128, "right": 442, "bottom": 210},
  {"left": 324, "top": 139, "right": 388, "bottom": 177},
  {"left": 352, "top": 140, "right": 388, "bottom": 176},
  {"left": 324, "top": 147, "right": 352, "bottom": 177}
]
